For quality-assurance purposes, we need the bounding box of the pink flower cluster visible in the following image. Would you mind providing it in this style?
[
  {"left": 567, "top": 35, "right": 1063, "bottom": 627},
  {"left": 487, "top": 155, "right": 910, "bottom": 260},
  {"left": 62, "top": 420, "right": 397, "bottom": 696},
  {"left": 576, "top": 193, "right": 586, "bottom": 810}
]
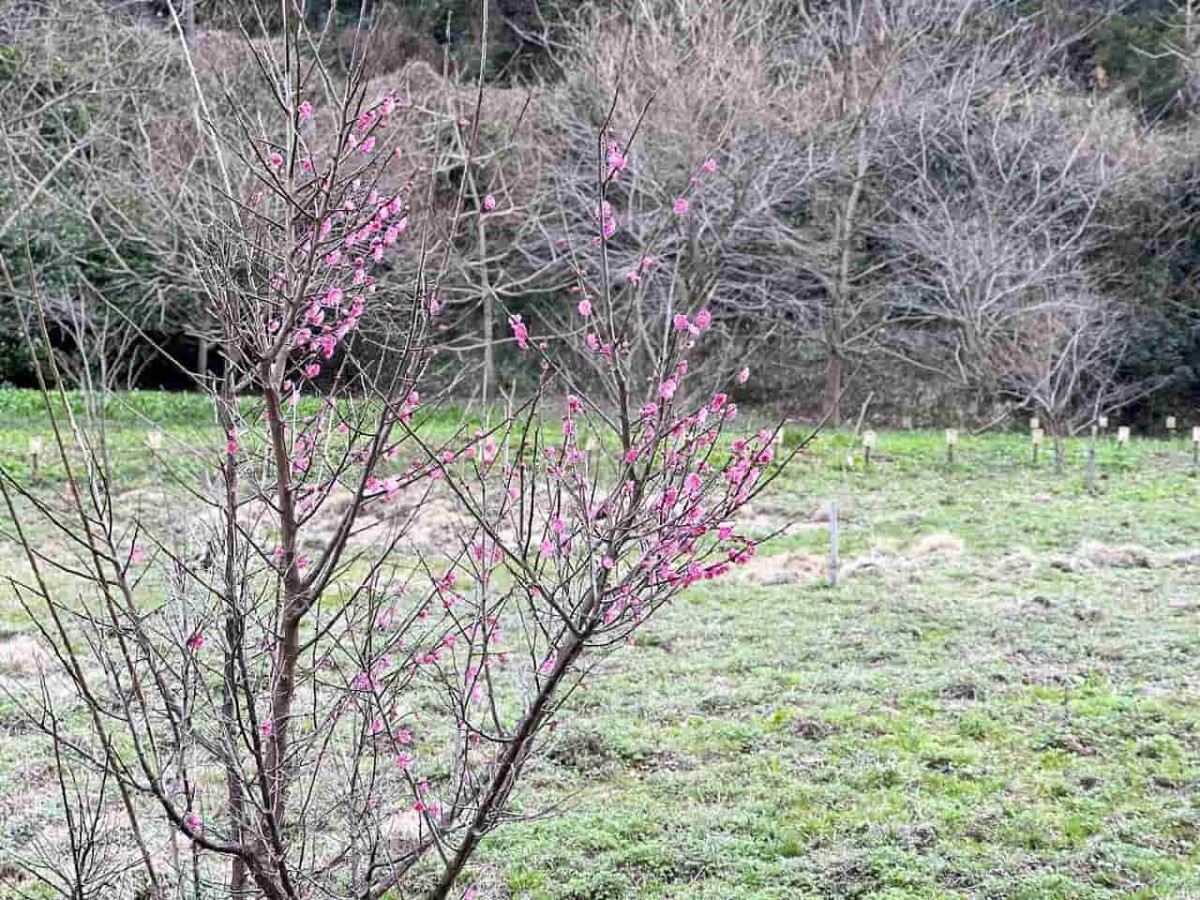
[
  {"left": 606, "top": 141, "right": 629, "bottom": 180},
  {"left": 594, "top": 201, "right": 617, "bottom": 241}
]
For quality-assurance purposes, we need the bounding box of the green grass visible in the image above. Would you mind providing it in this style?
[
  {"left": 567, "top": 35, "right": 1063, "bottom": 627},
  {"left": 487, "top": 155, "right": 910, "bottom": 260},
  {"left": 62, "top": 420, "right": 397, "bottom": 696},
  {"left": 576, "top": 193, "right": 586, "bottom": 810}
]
[{"left": 1, "top": 390, "right": 1198, "bottom": 898}]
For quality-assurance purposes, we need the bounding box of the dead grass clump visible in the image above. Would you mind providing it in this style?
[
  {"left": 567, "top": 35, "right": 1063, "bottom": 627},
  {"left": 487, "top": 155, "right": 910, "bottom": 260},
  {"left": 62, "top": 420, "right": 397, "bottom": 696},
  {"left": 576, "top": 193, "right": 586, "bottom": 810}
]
[
  {"left": 912, "top": 533, "right": 964, "bottom": 557},
  {"left": 1076, "top": 541, "right": 1155, "bottom": 569},
  {"left": 0, "top": 633, "right": 47, "bottom": 677},
  {"left": 734, "top": 551, "right": 825, "bottom": 585}
]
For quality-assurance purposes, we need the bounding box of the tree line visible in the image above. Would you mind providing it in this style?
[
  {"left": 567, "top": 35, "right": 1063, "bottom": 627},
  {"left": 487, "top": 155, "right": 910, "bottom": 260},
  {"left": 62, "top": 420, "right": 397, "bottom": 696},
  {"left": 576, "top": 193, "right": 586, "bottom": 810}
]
[{"left": 2, "top": 0, "right": 1199, "bottom": 430}]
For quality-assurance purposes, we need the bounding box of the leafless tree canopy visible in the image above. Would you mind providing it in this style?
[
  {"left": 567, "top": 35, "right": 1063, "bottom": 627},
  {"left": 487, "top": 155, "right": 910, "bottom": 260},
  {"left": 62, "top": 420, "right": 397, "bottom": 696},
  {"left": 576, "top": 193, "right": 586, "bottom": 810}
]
[{"left": 5, "top": 0, "right": 1198, "bottom": 426}]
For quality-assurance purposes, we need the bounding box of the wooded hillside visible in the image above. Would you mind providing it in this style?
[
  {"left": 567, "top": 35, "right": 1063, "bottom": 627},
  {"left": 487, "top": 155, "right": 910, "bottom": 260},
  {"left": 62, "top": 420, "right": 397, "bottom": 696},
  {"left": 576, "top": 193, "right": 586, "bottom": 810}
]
[{"left": 3, "top": 0, "right": 1199, "bottom": 429}]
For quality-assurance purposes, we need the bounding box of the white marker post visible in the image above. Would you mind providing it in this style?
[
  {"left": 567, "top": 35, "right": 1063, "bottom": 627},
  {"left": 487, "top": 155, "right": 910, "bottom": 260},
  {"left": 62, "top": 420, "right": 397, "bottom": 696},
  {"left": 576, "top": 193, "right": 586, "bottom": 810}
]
[
  {"left": 1087, "top": 424, "right": 1098, "bottom": 490},
  {"left": 1098, "top": 415, "right": 1109, "bottom": 438},
  {"left": 827, "top": 499, "right": 839, "bottom": 588},
  {"left": 1193, "top": 425, "right": 1200, "bottom": 472},
  {"left": 148, "top": 428, "right": 164, "bottom": 451},
  {"left": 1117, "top": 426, "right": 1130, "bottom": 449},
  {"left": 1031, "top": 427, "right": 1044, "bottom": 465},
  {"left": 1166, "top": 416, "right": 1177, "bottom": 439},
  {"left": 945, "top": 428, "right": 958, "bottom": 465},
  {"left": 862, "top": 429, "right": 876, "bottom": 466}
]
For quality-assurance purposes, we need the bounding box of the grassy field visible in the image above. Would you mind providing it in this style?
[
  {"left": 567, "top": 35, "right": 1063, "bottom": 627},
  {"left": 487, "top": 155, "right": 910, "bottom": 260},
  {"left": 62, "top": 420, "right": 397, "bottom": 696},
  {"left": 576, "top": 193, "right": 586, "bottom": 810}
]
[{"left": 1, "top": 390, "right": 1199, "bottom": 898}]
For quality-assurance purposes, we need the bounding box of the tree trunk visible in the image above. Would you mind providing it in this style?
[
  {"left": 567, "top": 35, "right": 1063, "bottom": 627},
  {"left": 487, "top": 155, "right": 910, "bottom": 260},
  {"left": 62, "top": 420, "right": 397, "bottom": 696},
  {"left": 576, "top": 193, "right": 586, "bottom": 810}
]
[
  {"left": 823, "top": 352, "right": 842, "bottom": 426},
  {"left": 196, "top": 336, "right": 209, "bottom": 382},
  {"left": 482, "top": 291, "right": 494, "bottom": 411},
  {"left": 181, "top": 0, "right": 196, "bottom": 43}
]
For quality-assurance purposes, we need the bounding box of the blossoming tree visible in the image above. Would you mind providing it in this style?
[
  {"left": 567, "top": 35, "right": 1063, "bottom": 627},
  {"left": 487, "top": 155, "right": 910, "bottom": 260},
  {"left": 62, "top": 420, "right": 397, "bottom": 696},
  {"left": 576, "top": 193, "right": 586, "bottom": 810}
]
[{"left": 1, "top": 11, "right": 792, "bottom": 899}]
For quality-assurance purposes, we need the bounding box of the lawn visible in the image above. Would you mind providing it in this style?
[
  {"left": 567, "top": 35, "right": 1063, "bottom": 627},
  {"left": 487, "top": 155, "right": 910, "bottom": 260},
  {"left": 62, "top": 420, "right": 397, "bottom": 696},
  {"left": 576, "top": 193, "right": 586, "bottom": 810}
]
[{"left": 1, "top": 390, "right": 1198, "bottom": 899}]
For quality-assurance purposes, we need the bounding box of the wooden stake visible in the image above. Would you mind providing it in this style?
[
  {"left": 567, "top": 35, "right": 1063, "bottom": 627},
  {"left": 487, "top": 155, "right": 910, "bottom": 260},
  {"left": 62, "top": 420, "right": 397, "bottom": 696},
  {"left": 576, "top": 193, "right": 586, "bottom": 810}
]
[
  {"left": 28, "top": 435, "right": 42, "bottom": 481},
  {"left": 862, "top": 430, "right": 876, "bottom": 466}
]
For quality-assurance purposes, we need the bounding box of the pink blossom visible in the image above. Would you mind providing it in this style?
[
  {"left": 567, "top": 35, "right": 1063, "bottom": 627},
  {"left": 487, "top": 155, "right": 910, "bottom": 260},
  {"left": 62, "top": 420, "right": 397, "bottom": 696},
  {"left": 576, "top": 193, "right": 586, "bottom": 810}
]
[
  {"left": 395, "top": 752, "right": 414, "bottom": 771},
  {"left": 269, "top": 151, "right": 283, "bottom": 169},
  {"left": 673, "top": 197, "right": 690, "bottom": 215},
  {"left": 261, "top": 720, "right": 274, "bottom": 738},
  {"left": 594, "top": 201, "right": 617, "bottom": 239},
  {"left": 509, "top": 315, "right": 529, "bottom": 350},
  {"left": 483, "top": 194, "right": 497, "bottom": 211},
  {"left": 673, "top": 314, "right": 690, "bottom": 332},
  {"left": 305, "top": 363, "right": 321, "bottom": 379},
  {"left": 360, "top": 136, "right": 376, "bottom": 154},
  {"left": 186, "top": 632, "right": 204, "bottom": 652},
  {"left": 298, "top": 100, "right": 314, "bottom": 122},
  {"left": 701, "top": 157, "right": 718, "bottom": 174},
  {"left": 736, "top": 366, "right": 750, "bottom": 385},
  {"left": 696, "top": 309, "right": 712, "bottom": 330},
  {"left": 539, "top": 652, "right": 557, "bottom": 675},
  {"left": 606, "top": 142, "right": 628, "bottom": 178},
  {"left": 184, "top": 811, "right": 202, "bottom": 834},
  {"left": 129, "top": 544, "right": 146, "bottom": 566},
  {"left": 659, "top": 377, "right": 678, "bottom": 400}
]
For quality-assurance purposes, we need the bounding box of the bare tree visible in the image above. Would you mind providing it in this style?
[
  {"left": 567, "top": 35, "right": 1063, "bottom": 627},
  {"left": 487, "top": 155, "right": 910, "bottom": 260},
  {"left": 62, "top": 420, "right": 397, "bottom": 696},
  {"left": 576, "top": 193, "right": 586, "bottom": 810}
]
[{"left": 872, "top": 63, "right": 1130, "bottom": 422}]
